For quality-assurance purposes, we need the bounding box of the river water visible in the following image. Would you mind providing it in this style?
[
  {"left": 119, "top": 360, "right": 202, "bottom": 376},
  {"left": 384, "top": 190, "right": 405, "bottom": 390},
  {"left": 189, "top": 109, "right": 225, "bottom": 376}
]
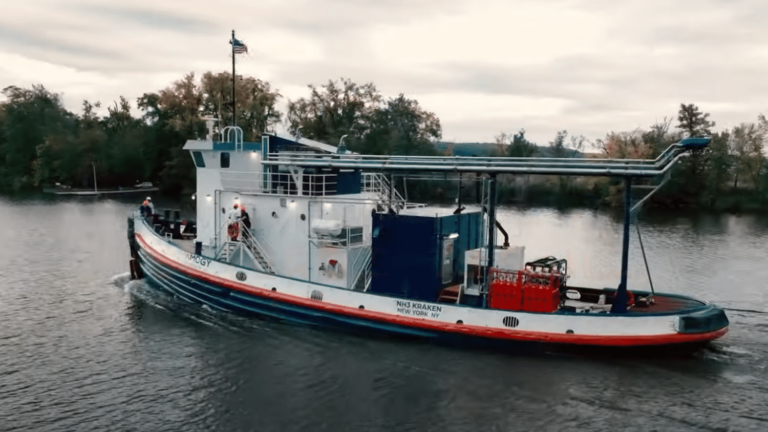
[{"left": 1, "top": 196, "right": 767, "bottom": 432}]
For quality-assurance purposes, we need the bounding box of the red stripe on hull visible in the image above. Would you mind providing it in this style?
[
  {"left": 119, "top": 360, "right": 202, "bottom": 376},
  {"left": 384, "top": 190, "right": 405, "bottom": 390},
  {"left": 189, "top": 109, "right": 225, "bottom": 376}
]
[{"left": 135, "top": 234, "right": 728, "bottom": 347}]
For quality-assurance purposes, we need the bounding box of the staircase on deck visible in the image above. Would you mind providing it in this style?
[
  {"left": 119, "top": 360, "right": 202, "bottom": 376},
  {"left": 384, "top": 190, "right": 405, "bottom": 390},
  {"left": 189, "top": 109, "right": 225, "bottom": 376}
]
[
  {"left": 437, "top": 285, "right": 462, "bottom": 304},
  {"left": 363, "top": 173, "right": 425, "bottom": 213},
  {"left": 217, "top": 223, "right": 276, "bottom": 274}
]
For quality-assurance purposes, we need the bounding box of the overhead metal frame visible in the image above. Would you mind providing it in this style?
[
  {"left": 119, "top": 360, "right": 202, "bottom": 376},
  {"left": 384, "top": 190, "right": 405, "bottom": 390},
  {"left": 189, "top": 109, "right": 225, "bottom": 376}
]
[
  {"left": 262, "top": 137, "right": 710, "bottom": 313},
  {"left": 263, "top": 141, "right": 707, "bottom": 178}
]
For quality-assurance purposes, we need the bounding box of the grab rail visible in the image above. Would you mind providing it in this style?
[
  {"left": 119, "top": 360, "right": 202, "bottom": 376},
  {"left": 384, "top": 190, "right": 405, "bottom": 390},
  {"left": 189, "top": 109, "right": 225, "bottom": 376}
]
[{"left": 264, "top": 139, "right": 710, "bottom": 178}]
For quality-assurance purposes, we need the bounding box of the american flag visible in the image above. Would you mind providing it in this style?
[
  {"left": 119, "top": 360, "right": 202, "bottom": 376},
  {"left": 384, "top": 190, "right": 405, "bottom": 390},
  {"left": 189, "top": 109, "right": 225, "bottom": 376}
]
[{"left": 231, "top": 37, "right": 248, "bottom": 54}]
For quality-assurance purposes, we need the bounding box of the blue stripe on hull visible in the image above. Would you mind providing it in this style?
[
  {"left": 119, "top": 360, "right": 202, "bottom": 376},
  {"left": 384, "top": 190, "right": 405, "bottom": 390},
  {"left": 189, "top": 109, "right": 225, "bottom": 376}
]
[
  {"left": 138, "top": 250, "right": 438, "bottom": 339},
  {"left": 135, "top": 247, "right": 713, "bottom": 357}
]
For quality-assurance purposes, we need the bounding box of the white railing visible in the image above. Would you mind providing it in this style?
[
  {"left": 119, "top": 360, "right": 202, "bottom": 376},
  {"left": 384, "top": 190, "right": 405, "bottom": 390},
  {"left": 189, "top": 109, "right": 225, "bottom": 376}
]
[
  {"left": 311, "top": 225, "right": 370, "bottom": 248},
  {"left": 361, "top": 173, "right": 407, "bottom": 211},
  {"left": 220, "top": 171, "right": 338, "bottom": 196},
  {"left": 220, "top": 171, "right": 264, "bottom": 193},
  {"left": 239, "top": 222, "right": 275, "bottom": 274},
  {"left": 348, "top": 246, "right": 372, "bottom": 290},
  {"left": 221, "top": 126, "right": 244, "bottom": 151},
  {"left": 215, "top": 220, "right": 276, "bottom": 273}
]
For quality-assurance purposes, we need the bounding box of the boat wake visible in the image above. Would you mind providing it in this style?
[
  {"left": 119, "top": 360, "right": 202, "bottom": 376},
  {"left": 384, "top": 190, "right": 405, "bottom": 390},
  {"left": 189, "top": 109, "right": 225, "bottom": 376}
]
[
  {"left": 724, "top": 307, "right": 767, "bottom": 315},
  {"left": 109, "top": 272, "right": 274, "bottom": 335},
  {"left": 110, "top": 272, "right": 132, "bottom": 289}
]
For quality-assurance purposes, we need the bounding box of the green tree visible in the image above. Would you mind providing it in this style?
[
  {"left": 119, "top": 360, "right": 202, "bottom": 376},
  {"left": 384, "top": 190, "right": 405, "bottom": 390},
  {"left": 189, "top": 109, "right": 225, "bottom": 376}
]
[
  {"left": 509, "top": 129, "right": 537, "bottom": 158},
  {"left": 672, "top": 103, "right": 716, "bottom": 204},
  {"left": 288, "top": 78, "right": 440, "bottom": 156},
  {"left": 0, "top": 85, "right": 74, "bottom": 191},
  {"left": 286, "top": 78, "right": 380, "bottom": 148},
  {"left": 358, "top": 94, "right": 441, "bottom": 156},
  {"left": 641, "top": 118, "right": 678, "bottom": 157},
  {"left": 101, "top": 97, "right": 146, "bottom": 187},
  {"left": 730, "top": 121, "right": 766, "bottom": 191},
  {"left": 549, "top": 130, "right": 585, "bottom": 193},
  {"left": 200, "top": 71, "right": 281, "bottom": 141},
  {"left": 677, "top": 103, "right": 715, "bottom": 137}
]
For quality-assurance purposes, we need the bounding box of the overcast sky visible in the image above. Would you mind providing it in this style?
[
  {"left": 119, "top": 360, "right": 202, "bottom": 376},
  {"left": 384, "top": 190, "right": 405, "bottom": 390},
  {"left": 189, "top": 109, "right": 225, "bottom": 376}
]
[{"left": 2, "top": 0, "right": 767, "bottom": 146}]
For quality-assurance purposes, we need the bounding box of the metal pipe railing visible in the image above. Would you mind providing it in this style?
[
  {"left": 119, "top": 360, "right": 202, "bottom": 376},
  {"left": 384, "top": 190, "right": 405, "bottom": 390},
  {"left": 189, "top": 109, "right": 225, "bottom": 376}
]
[
  {"left": 263, "top": 152, "right": 691, "bottom": 178},
  {"left": 262, "top": 142, "right": 699, "bottom": 177}
]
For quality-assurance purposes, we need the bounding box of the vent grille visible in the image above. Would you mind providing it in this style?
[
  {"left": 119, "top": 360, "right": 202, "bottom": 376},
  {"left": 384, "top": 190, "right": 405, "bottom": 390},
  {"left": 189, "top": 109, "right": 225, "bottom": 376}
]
[
  {"left": 502, "top": 316, "right": 519, "bottom": 328},
  {"left": 310, "top": 290, "right": 323, "bottom": 301}
]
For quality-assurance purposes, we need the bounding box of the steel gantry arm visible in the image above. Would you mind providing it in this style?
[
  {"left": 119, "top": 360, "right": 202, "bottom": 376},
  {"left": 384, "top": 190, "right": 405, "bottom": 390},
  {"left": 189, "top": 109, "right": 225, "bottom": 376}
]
[
  {"left": 262, "top": 138, "right": 710, "bottom": 178},
  {"left": 262, "top": 136, "right": 710, "bottom": 314}
]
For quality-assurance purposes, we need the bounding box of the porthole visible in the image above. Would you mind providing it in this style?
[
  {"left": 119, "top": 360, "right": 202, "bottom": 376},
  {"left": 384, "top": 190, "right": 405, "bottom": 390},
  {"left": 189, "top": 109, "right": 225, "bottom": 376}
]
[
  {"left": 502, "top": 316, "right": 519, "bottom": 328},
  {"left": 236, "top": 271, "right": 247, "bottom": 281},
  {"left": 358, "top": 305, "right": 365, "bottom": 309},
  {"left": 271, "top": 287, "right": 277, "bottom": 292},
  {"left": 456, "top": 320, "right": 464, "bottom": 324},
  {"left": 272, "top": 211, "right": 278, "bottom": 218},
  {"left": 300, "top": 214, "right": 306, "bottom": 221},
  {"left": 566, "top": 329, "right": 574, "bottom": 334},
  {"left": 310, "top": 290, "right": 323, "bottom": 301}
]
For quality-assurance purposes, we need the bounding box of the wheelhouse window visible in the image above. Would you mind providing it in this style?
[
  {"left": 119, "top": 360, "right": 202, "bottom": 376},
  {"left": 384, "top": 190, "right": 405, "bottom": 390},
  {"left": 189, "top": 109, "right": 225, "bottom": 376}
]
[
  {"left": 220, "top": 152, "right": 230, "bottom": 168},
  {"left": 192, "top": 151, "right": 205, "bottom": 168}
]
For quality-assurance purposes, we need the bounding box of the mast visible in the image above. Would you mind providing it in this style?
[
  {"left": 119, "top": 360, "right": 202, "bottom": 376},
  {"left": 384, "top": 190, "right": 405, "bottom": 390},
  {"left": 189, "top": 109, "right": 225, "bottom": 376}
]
[
  {"left": 483, "top": 174, "right": 497, "bottom": 308},
  {"left": 231, "top": 29, "right": 236, "bottom": 127},
  {"left": 611, "top": 178, "right": 632, "bottom": 313}
]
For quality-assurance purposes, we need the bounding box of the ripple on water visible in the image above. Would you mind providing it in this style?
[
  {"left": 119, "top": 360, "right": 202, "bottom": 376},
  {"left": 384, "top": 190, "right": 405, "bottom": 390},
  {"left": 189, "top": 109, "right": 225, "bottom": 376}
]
[{"left": 2, "top": 198, "right": 768, "bottom": 432}]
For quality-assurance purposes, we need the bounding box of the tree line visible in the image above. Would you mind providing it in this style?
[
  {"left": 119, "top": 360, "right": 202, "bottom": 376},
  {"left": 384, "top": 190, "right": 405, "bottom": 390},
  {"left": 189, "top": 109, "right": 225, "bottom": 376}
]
[
  {"left": 1, "top": 72, "right": 766, "bottom": 210},
  {"left": 0, "top": 74, "right": 439, "bottom": 195},
  {"left": 491, "top": 104, "right": 768, "bottom": 210}
]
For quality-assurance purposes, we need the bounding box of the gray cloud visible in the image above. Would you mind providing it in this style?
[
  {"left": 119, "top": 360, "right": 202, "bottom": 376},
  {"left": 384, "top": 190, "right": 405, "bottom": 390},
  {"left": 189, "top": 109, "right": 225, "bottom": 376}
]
[
  {"left": 72, "top": 4, "right": 214, "bottom": 33},
  {"left": 0, "top": 24, "right": 125, "bottom": 63},
  {"left": 1, "top": 0, "right": 766, "bottom": 144}
]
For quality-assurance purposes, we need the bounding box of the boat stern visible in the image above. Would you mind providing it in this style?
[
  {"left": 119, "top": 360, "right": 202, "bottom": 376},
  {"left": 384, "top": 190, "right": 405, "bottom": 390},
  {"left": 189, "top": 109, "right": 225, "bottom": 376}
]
[{"left": 675, "top": 305, "right": 729, "bottom": 336}]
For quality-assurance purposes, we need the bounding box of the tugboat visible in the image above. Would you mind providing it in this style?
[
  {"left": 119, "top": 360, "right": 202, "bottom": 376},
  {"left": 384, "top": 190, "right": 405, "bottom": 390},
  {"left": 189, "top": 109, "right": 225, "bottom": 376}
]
[{"left": 126, "top": 122, "right": 728, "bottom": 353}]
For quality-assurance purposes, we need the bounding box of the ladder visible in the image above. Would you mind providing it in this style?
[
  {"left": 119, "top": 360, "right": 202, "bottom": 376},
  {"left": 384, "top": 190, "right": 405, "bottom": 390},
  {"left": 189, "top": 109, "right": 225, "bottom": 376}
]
[
  {"left": 218, "top": 241, "right": 239, "bottom": 262},
  {"left": 240, "top": 223, "right": 276, "bottom": 274},
  {"left": 349, "top": 247, "right": 372, "bottom": 291}
]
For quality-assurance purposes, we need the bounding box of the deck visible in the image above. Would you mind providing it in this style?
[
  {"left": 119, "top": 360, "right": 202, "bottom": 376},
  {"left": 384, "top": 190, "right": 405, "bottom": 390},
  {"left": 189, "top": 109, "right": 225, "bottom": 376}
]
[{"left": 626, "top": 294, "right": 706, "bottom": 314}]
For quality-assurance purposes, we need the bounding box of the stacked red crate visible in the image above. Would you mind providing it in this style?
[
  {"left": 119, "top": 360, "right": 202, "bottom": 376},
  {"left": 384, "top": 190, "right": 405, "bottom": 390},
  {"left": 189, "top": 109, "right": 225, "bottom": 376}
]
[
  {"left": 488, "top": 269, "right": 524, "bottom": 311},
  {"left": 521, "top": 273, "right": 560, "bottom": 313}
]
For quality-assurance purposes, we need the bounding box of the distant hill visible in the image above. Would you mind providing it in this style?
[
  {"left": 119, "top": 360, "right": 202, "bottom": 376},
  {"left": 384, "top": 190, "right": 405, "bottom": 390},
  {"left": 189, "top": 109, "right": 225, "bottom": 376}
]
[{"left": 433, "top": 142, "right": 583, "bottom": 158}]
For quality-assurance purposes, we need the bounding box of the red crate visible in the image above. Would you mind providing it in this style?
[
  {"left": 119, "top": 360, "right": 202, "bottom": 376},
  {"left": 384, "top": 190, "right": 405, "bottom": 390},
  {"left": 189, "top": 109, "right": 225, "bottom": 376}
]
[
  {"left": 522, "top": 276, "right": 560, "bottom": 313},
  {"left": 489, "top": 269, "right": 524, "bottom": 311},
  {"left": 489, "top": 269, "right": 561, "bottom": 313}
]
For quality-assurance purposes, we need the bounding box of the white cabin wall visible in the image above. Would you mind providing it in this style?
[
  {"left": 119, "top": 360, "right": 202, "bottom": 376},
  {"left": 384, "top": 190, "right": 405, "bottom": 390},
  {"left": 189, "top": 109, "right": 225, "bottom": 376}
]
[
  {"left": 238, "top": 195, "right": 311, "bottom": 280},
  {"left": 194, "top": 151, "right": 223, "bottom": 252},
  {"left": 234, "top": 193, "right": 377, "bottom": 284},
  {"left": 193, "top": 149, "right": 263, "bottom": 256}
]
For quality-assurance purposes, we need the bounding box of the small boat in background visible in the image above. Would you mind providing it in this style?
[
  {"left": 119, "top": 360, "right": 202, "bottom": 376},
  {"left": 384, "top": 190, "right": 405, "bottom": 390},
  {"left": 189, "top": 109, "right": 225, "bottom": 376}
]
[{"left": 44, "top": 162, "right": 159, "bottom": 195}]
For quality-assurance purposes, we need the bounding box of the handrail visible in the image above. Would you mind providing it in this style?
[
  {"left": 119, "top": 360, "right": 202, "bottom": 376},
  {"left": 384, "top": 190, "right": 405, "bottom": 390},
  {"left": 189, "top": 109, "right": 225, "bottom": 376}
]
[
  {"left": 362, "top": 173, "right": 407, "bottom": 211},
  {"left": 220, "top": 171, "right": 338, "bottom": 196},
  {"left": 238, "top": 221, "right": 276, "bottom": 273},
  {"left": 263, "top": 139, "right": 708, "bottom": 178},
  {"left": 265, "top": 152, "right": 691, "bottom": 178},
  {"left": 269, "top": 141, "right": 685, "bottom": 166},
  {"left": 221, "top": 126, "right": 244, "bottom": 151},
  {"left": 348, "top": 246, "right": 372, "bottom": 289}
]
